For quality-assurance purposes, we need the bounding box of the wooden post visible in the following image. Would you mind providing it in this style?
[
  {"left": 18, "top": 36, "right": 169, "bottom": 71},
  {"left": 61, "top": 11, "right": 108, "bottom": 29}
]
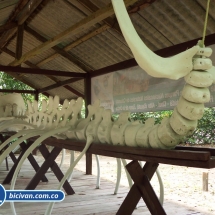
[
  {"left": 15, "top": 24, "right": 24, "bottom": 62},
  {"left": 85, "top": 73, "right": 92, "bottom": 175},
  {"left": 35, "top": 90, "right": 39, "bottom": 101},
  {"left": 202, "top": 172, "right": 208, "bottom": 191}
]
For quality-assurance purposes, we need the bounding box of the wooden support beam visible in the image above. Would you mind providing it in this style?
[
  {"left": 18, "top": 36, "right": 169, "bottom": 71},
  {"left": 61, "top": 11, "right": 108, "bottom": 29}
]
[
  {"left": 0, "top": 22, "right": 17, "bottom": 33},
  {"left": 63, "top": 85, "right": 84, "bottom": 97},
  {"left": 0, "top": 65, "right": 86, "bottom": 77},
  {"left": 9, "top": 0, "right": 139, "bottom": 66},
  {"left": 77, "top": 0, "right": 122, "bottom": 34},
  {"left": 38, "top": 78, "right": 83, "bottom": 93},
  {"left": 15, "top": 24, "right": 24, "bottom": 61},
  {"left": 0, "top": 89, "right": 36, "bottom": 94},
  {"left": 84, "top": 73, "right": 92, "bottom": 174},
  {"left": 78, "top": 0, "right": 156, "bottom": 36},
  {"left": 25, "top": 26, "right": 93, "bottom": 72},
  {"left": 91, "top": 32, "right": 215, "bottom": 77},
  {"left": 36, "top": 24, "right": 110, "bottom": 67},
  {"left": 117, "top": 161, "right": 165, "bottom": 215},
  {"left": 0, "top": 0, "right": 43, "bottom": 49},
  {"left": 1, "top": 48, "right": 83, "bottom": 97},
  {"left": 17, "top": 0, "right": 44, "bottom": 25},
  {"left": 128, "top": 0, "right": 157, "bottom": 14}
]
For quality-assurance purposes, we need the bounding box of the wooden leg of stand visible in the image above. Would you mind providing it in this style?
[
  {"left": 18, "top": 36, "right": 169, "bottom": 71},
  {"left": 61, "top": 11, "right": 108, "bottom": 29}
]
[
  {"left": 9, "top": 151, "right": 17, "bottom": 163},
  {"left": 2, "top": 143, "right": 31, "bottom": 184},
  {"left": 5, "top": 156, "right": 9, "bottom": 171},
  {"left": 86, "top": 152, "right": 92, "bottom": 175},
  {"left": 117, "top": 161, "right": 166, "bottom": 215},
  {"left": 19, "top": 142, "right": 48, "bottom": 182},
  {"left": 26, "top": 145, "right": 75, "bottom": 195},
  {"left": 38, "top": 144, "right": 75, "bottom": 195}
]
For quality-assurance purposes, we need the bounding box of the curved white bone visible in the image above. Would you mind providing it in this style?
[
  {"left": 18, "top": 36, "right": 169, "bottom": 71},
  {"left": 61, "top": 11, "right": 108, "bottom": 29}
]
[
  {"left": 111, "top": 0, "right": 200, "bottom": 80},
  {"left": 45, "top": 135, "right": 94, "bottom": 215},
  {"left": 9, "top": 126, "right": 71, "bottom": 215},
  {"left": 0, "top": 130, "right": 45, "bottom": 165}
]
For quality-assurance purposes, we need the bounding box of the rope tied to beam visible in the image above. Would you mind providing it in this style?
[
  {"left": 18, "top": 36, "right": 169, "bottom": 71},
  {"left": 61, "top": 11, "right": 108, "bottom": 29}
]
[{"left": 199, "top": 0, "right": 211, "bottom": 48}]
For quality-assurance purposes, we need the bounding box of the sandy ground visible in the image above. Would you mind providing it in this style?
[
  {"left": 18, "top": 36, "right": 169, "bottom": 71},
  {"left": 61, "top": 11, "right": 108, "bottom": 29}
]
[{"left": 56, "top": 150, "right": 215, "bottom": 215}]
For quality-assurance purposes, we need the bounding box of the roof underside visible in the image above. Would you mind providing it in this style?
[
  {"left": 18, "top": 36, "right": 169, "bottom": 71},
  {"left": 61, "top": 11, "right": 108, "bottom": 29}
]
[{"left": 0, "top": 0, "right": 214, "bottom": 101}]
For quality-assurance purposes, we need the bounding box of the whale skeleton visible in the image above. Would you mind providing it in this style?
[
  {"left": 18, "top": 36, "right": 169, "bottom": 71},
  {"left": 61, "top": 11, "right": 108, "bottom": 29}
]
[
  {"left": 0, "top": 1, "right": 214, "bottom": 214},
  {"left": 0, "top": 43, "right": 213, "bottom": 214}
]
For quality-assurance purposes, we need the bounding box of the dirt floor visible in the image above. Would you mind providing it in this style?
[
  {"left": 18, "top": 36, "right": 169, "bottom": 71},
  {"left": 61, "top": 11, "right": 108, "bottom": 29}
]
[{"left": 57, "top": 150, "right": 215, "bottom": 215}]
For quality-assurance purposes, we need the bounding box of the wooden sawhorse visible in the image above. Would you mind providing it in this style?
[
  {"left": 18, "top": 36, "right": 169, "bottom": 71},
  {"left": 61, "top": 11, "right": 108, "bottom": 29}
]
[
  {"left": 117, "top": 161, "right": 166, "bottom": 215},
  {"left": 1, "top": 135, "right": 74, "bottom": 195},
  {"left": 28, "top": 137, "right": 215, "bottom": 214}
]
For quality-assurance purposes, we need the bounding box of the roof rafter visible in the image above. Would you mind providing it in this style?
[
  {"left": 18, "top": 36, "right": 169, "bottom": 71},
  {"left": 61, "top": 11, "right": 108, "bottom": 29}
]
[
  {"left": 9, "top": 0, "right": 139, "bottom": 66},
  {"left": 36, "top": 24, "right": 110, "bottom": 67},
  {"left": 0, "top": 65, "right": 86, "bottom": 77},
  {"left": 24, "top": 26, "right": 93, "bottom": 72},
  {"left": 76, "top": 0, "right": 122, "bottom": 34},
  {"left": 91, "top": 32, "right": 215, "bottom": 77},
  {"left": 0, "top": 22, "right": 17, "bottom": 33},
  {"left": 2, "top": 48, "right": 84, "bottom": 97},
  {"left": 38, "top": 78, "right": 83, "bottom": 93},
  {"left": 0, "top": 0, "right": 43, "bottom": 49}
]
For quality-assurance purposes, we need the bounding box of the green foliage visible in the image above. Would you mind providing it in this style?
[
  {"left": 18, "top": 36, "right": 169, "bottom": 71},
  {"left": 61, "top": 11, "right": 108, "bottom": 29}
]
[
  {"left": 130, "top": 110, "right": 173, "bottom": 124},
  {"left": 0, "top": 72, "right": 35, "bottom": 104},
  {"left": 129, "top": 108, "right": 215, "bottom": 146},
  {"left": 0, "top": 72, "right": 48, "bottom": 106},
  {"left": 185, "top": 108, "right": 215, "bottom": 145}
]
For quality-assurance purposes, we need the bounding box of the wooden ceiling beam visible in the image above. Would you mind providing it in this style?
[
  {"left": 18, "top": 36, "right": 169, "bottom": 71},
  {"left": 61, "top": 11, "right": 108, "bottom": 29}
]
[
  {"left": 45, "top": 76, "right": 84, "bottom": 97},
  {"left": 0, "top": 22, "right": 17, "bottom": 33},
  {"left": 15, "top": 24, "right": 24, "bottom": 61},
  {"left": 17, "top": 0, "right": 44, "bottom": 25},
  {"left": 91, "top": 32, "right": 215, "bottom": 77},
  {"left": 25, "top": 26, "right": 93, "bottom": 72},
  {"left": 38, "top": 78, "right": 83, "bottom": 93},
  {"left": 9, "top": 0, "right": 139, "bottom": 66},
  {"left": 0, "top": 0, "right": 43, "bottom": 49},
  {"left": 0, "top": 89, "right": 36, "bottom": 94},
  {"left": 0, "top": 65, "right": 86, "bottom": 77},
  {"left": 77, "top": 0, "right": 157, "bottom": 35},
  {"left": 128, "top": 0, "right": 157, "bottom": 14},
  {"left": 77, "top": 0, "right": 121, "bottom": 34},
  {"left": 2, "top": 48, "right": 84, "bottom": 97},
  {"left": 36, "top": 24, "right": 110, "bottom": 67},
  {"left": 63, "top": 85, "right": 84, "bottom": 97}
]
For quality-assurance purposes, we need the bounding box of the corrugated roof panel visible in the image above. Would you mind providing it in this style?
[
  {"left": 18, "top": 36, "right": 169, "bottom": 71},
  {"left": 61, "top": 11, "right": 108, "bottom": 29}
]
[
  {"left": 91, "top": 0, "right": 110, "bottom": 8},
  {"left": 40, "top": 55, "right": 86, "bottom": 73},
  {"left": 47, "top": 88, "right": 77, "bottom": 100},
  {"left": 0, "top": 52, "right": 14, "bottom": 65},
  {"left": 7, "top": 31, "right": 56, "bottom": 65},
  {"left": 23, "top": 74, "right": 56, "bottom": 89},
  {"left": 180, "top": 0, "right": 215, "bottom": 35},
  {"left": 69, "top": 30, "right": 134, "bottom": 70},
  {"left": 27, "top": 0, "right": 100, "bottom": 48},
  {"left": 198, "top": 0, "right": 215, "bottom": 22},
  {"left": 68, "top": 79, "right": 85, "bottom": 95},
  {"left": 130, "top": 13, "right": 172, "bottom": 50},
  {"left": 139, "top": 4, "right": 183, "bottom": 44}
]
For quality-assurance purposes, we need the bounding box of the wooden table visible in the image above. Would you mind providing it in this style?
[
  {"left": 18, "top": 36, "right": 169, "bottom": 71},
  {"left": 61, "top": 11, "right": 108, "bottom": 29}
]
[
  {"left": 39, "top": 138, "right": 215, "bottom": 215},
  {"left": 2, "top": 135, "right": 215, "bottom": 215}
]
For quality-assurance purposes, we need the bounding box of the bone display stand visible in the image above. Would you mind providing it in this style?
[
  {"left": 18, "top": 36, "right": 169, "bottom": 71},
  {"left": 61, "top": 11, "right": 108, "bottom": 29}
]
[{"left": 0, "top": 1, "right": 214, "bottom": 212}]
